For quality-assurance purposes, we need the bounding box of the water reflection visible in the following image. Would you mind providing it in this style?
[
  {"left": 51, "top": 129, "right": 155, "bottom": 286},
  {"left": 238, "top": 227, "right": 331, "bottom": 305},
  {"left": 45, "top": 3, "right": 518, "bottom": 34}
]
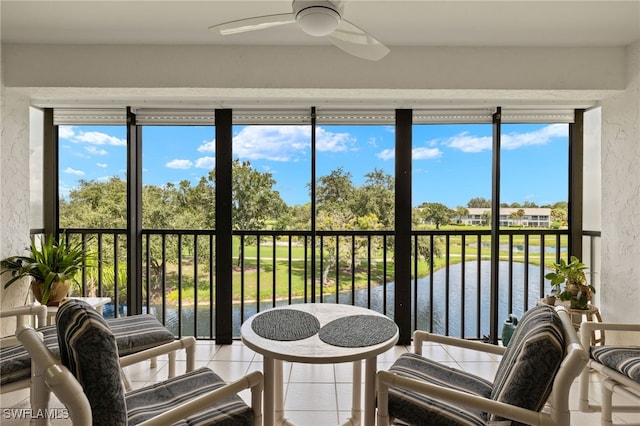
[{"left": 118, "top": 261, "right": 551, "bottom": 339}]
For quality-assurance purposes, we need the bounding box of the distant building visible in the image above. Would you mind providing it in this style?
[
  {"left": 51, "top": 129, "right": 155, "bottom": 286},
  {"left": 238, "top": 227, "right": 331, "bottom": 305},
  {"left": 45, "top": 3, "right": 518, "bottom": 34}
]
[{"left": 460, "top": 208, "right": 552, "bottom": 227}]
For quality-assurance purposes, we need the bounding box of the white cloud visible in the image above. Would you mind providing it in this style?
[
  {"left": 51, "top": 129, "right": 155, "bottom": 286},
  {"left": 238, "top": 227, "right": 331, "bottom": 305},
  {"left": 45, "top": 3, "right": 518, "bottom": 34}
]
[
  {"left": 231, "top": 125, "right": 310, "bottom": 161},
  {"left": 445, "top": 124, "right": 568, "bottom": 153},
  {"left": 501, "top": 123, "right": 567, "bottom": 150},
  {"left": 166, "top": 159, "right": 193, "bottom": 169},
  {"left": 59, "top": 126, "right": 76, "bottom": 139},
  {"left": 85, "top": 146, "right": 108, "bottom": 155},
  {"left": 447, "top": 132, "right": 492, "bottom": 153},
  {"left": 377, "top": 149, "right": 394, "bottom": 160},
  {"left": 75, "top": 131, "right": 126, "bottom": 146},
  {"left": 197, "top": 139, "right": 216, "bottom": 153},
  {"left": 229, "top": 125, "right": 355, "bottom": 162},
  {"left": 195, "top": 156, "right": 215, "bottom": 169},
  {"left": 316, "top": 127, "right": 356, "bottom": 152},
  {"left": 64, "top": 167, "right": 85, "bottom": 176},
  {"left": 413, "top": 147, "right": 443, "bottom": 160},
  {"left": 96, "top": 163, "right": 108, "bottom": 168}
]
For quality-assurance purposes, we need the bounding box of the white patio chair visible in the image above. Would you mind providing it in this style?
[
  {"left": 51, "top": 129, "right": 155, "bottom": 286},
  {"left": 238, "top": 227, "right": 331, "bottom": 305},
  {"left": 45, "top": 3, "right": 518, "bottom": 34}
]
[
  {"left": 1, "top": 302, "right": 196, "bottom": 418},
  {"left": 17, "top": 299, "right": 262, "bottom": 426},
  {"left": 377, "top": 305, "right": 588, "bottom": 426},
  {"left": 578, "top": 321, "right": 640, "bottom": 426}
]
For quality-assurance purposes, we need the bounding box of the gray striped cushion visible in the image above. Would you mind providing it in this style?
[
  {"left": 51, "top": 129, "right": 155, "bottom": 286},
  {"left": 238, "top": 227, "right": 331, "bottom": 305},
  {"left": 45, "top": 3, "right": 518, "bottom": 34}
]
[
  {"left": 56, "top": 299, "right": 128, "bottom": 425},
  {"left": 591, "top": 345, "right": 640, "bottom": 382},
  {"left": 0, "top": 313, "right": 175, "bottom": 387},
  {"left": 490, "top": 304, "right": 565, "bottom": 425},
  {"left": 126, "top": 367, "right": 254, "bottom": 426},
  {"left": 387, "top": 352, "right": 492, "bottom": 426},
  {"left": 106, "top": 314, "right": 175, "bottom": 355},
  {"left": 0, "top": 325, "right": 58, "bottom": 386}
]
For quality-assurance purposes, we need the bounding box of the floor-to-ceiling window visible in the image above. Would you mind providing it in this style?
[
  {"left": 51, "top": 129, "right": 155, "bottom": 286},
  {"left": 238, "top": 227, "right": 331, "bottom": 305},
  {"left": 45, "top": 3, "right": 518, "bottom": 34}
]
[
  {"left": 314, "top": 121, "right": 395, "bottom": 312},
  {"left": 56, "top": 118, "right": 127, "bottom": 317},
  {"left": 49, "top": 106, "right": 583, "bottom": 341},
  {"left": 411, "top": 119, "right": 493, "bottom": 337},
  {"left": 140, "top": 124, "right": 216, "bottom": 337}
]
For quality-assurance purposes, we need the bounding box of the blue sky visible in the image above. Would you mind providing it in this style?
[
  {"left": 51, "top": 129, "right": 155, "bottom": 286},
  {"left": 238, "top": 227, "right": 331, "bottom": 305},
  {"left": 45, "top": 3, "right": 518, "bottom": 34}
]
[{"left": 58, "top": 122, "right": 568, "bottom": 208}]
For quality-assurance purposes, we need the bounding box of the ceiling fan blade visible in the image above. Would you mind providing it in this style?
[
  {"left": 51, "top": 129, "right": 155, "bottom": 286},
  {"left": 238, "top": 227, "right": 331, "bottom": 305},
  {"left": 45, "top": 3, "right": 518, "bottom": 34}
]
[
  {"left": 328, "top": 19, "right": 390, "bottom": 61},
  {"left": 209, "top": 13, "right": 295, "bottom": 35}
]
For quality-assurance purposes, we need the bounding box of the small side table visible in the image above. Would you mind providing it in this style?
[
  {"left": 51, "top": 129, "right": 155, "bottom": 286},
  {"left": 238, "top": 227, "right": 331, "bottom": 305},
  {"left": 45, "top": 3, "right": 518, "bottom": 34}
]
[
  {"left": 538, "top": 299, "right": 604, "bottom": 345},
  {"left": 45, "top": 296, "right": 112, "bottom": 325},
  {"left": 564, "top": 303, "right": 605, "bottom": 346}
]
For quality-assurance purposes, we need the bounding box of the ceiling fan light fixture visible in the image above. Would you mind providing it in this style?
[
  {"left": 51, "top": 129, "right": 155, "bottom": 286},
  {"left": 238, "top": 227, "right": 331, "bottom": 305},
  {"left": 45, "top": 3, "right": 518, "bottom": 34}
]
[{"left": 296, "top": 5, "right": 341, "bottom": 37}]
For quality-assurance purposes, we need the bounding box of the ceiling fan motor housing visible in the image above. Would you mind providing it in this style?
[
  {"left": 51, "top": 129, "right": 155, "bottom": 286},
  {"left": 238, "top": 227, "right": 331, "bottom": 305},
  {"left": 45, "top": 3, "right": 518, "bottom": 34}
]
[{"left": 293, "top": 0, "right": 344, "bottom": 37}]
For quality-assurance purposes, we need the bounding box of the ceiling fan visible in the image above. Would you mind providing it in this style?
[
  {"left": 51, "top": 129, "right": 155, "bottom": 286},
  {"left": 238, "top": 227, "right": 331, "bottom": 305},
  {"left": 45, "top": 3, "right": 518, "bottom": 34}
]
[{"left": 209, "top": 0, "right": 390, "bottom": 61}]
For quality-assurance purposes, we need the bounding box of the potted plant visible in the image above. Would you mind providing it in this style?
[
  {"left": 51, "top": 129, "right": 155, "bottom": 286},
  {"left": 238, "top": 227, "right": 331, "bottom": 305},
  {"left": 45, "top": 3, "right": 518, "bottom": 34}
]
[
  {"left": 545, "top": 255, "right": 595, "bottom": 309},
  {"left": 0, "top": 234, "right": 94, "bottom": 306}
]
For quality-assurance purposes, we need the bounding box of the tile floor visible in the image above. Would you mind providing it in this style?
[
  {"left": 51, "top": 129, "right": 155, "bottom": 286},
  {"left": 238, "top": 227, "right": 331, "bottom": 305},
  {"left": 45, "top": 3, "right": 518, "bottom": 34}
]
[{"left": 2, "top": 340, "right": 639, "bottom": 425}]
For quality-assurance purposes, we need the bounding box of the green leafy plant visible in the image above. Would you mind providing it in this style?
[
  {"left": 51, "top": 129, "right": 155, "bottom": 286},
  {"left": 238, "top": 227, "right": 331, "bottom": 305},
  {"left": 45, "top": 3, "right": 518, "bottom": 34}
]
[
  {"left": 545, "top": 256, "right": 595, "bottom": 309},
  {"left": 1, "top": 234, "right": 94, "bottom": 304}
]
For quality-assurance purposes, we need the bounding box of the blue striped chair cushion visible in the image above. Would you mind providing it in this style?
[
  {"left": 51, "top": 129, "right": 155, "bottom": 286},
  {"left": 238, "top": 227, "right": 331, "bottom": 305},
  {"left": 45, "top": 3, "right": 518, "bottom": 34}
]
[
  {"left": 0, "top": 325, "right": 58, "bottom": 386},
  {"left": 387, "top": 352, "right": 492, "bottom": 426},
  {"left": 489, "top": 304, "right": 565, "bottom": 425},
  {"left": 126, "top": 367, "right": 254, "bottom": 426},
  {"left": 56, "top": 299, "right": 128, "bottom": 425},
  {"left": 0, "top": 312, "right": 174, "bottom": 387},
  {"left": 591, "top": 345, "right": 640, "bottom": 382}
]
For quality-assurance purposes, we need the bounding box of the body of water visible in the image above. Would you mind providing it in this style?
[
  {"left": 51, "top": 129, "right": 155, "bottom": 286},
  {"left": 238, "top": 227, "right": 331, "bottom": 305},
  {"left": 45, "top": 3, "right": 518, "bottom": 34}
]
[{"left": 106, "top": 261, "right": 552, "bottom": 339}]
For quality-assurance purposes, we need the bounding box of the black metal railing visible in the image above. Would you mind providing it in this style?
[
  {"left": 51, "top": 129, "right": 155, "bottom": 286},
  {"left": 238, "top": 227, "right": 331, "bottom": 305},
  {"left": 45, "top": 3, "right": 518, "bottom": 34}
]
[{"left": 58, "top": 227, "right": 600, "bottom": 341}]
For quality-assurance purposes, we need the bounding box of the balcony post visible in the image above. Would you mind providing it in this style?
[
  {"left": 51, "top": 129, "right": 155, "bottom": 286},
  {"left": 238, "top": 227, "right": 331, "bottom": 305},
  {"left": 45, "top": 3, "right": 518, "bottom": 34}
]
[
  {"left": 43, "top": 108, "right": 59, "bottom": 237},
  {"left": 569, "top": 109, "right": 585, "bottom": 259},
  {"left": 215, "top": 109, "right": 233, "bottom": 344},
  {"left": 489, "top": 107, "right": 502, "bottom": 345},
  {"left": 395, "top": 109, "right": 412, "bottom": 345},
  {"left": 126, "top": 107, "right": 143, "bottom": 316}
]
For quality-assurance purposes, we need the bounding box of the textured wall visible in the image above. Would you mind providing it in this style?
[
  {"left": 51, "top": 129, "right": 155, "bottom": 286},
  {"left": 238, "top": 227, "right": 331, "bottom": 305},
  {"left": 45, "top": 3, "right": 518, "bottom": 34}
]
[
  {"left": 600, "top": 41, "right": 640, "bottom": 324},
  {"left": 0, "top": 89, "right": 32, "bottom": 336}
]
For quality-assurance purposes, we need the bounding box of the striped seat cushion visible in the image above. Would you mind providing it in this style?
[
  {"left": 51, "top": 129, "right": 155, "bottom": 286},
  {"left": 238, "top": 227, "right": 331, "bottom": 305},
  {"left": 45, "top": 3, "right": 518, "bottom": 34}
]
[
  {"left": 387, "top": 352, "right": 492, "bottom": 426},
  {"left": 57, "top": 299, "right": 253, "bottom": 425},
  {"left": 56, "top": 299, "right": 128, "bottom": 425},
  {"left": 0, "top": 325, "right": 58, "bottom": 386},
  {"left": 105, "top": 314, "right": 175, "bottom": 355},
  {"left": 0, "top": 313, "right": 175, "bottom": 387},
  {"left": 126, "top": 367, "right": 254, "bottom": 426},
  {"left": 489, "top": 304, "right": 565, "bottom": 426},
  {"left": 591, "top": 345, "right": 640, "bottom": 383}
]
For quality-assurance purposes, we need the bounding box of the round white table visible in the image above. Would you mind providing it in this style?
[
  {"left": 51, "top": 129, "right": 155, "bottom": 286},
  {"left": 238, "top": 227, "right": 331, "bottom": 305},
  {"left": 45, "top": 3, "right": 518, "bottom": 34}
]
[{"left": 241, "top": 303, "right": 399, "bottom": 426}]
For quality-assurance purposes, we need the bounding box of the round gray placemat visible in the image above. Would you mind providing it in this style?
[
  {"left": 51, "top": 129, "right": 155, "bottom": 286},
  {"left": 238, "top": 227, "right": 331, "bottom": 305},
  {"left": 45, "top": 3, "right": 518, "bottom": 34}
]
[
  {"left": 319, "top": 315, "right": 398, "bottom": 347},
  {"left": 251, "top": 309, "right": 321, "bottom": 341}
]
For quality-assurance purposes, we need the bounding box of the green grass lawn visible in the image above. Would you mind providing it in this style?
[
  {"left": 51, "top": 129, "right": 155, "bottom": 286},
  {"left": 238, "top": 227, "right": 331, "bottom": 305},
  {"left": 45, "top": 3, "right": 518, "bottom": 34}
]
[{"left": 159, "top": 230, "right": 568, "bottom": 305}]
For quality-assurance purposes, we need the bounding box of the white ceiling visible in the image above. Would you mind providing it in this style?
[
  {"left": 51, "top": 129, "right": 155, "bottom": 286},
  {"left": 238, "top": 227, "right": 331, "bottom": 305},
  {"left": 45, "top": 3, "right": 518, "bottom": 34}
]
[{"left": 2, "top": 0, "right": 639, "bottom": 49}]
